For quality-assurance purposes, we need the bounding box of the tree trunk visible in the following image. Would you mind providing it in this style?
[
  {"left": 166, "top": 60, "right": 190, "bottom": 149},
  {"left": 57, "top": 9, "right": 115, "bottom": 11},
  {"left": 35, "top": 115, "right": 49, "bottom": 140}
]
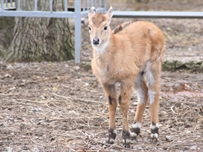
[{"left": 5, "top": 0, "right": 74, "bottom": 62}]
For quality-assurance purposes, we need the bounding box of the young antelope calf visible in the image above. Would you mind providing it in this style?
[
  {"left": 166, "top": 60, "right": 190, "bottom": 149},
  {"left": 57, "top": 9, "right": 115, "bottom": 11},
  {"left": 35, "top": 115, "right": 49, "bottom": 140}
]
[{"left": 88, "top": 7, "right": 165, "bottom": 145}]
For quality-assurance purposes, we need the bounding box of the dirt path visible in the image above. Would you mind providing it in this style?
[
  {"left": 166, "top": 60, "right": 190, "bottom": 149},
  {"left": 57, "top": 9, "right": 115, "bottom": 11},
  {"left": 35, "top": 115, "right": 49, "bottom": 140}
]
[{"left": 0, "top": 61, "right": 203, "bottom": 151}]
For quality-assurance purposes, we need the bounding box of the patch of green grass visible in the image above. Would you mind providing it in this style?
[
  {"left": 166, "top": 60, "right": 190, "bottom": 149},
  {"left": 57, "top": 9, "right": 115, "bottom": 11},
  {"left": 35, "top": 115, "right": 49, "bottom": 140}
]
[{"left": 162, "top": 60, "right": 203, "bottom": 72}]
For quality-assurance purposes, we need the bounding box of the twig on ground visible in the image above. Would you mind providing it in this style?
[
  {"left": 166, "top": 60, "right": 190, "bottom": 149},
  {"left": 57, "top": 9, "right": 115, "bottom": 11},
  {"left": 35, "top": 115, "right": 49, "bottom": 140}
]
[{"left": 170, "top": 105, "right": 178, "bottom": 114}]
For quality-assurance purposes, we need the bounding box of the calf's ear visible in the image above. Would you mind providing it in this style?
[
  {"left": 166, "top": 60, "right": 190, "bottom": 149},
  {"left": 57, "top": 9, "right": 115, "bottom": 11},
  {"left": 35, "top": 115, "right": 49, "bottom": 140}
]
[
  {"left": 88, "top": 6, "right": 96, "bottom": 18},
  {"left": 107, "top": 6, "right": 113, "bottom": 18}
]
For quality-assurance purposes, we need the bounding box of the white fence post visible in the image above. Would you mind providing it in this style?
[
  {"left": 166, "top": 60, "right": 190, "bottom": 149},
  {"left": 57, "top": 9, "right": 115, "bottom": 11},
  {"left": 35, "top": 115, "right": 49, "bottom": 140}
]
[{"left": 74, "top": 0, "right": 81, "bottom": 63}]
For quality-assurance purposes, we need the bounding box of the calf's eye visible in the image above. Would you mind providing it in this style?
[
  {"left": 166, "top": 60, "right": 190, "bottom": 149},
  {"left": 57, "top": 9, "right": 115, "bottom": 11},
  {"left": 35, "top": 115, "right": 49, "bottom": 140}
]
[{"left": 103, "top": 26, "right": 108, "bottom": 30}]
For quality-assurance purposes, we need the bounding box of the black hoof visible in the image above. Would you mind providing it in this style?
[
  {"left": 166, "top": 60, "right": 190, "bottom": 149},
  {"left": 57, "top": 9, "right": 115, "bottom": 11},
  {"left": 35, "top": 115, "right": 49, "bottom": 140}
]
[
  {"left": 130, "top": 127, "right": 140, "bottom": 139},
  {"left": 107, "top": 128, "right": 116, "bottom": 144},
  {"left": 130, "top": 122, "right": 141, "bottom": 139},
  {"left": 122, "top": 130, "right": 134, "bottom": 146},
  {"left": 150, "top": 122, "right": 159, "bottom": 142}
]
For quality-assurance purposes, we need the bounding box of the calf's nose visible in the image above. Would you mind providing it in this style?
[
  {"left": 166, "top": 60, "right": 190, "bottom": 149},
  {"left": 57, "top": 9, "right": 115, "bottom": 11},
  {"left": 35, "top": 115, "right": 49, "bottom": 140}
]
[{"left": 93, "top": 37, "right": 100, "bottom": 45}]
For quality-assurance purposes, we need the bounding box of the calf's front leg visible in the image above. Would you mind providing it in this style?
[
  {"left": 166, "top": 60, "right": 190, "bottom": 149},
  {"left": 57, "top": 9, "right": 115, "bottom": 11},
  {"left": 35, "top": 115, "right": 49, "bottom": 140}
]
[
  {"left": 119, "top": 80, "right": 134, "bottom": 146},
  {"left": 102, "top": 83, "right": 117, "bottom": 144}
]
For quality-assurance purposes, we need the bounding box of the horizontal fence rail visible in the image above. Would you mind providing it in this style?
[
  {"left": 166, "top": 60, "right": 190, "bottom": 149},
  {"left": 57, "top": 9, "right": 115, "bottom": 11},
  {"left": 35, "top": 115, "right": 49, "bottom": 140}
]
[
  {"left": 0, "top": 0, "right": 106, "bottom": 18},
  {"left": 113, "top": 11, "right": 203, "bottom": 19}
]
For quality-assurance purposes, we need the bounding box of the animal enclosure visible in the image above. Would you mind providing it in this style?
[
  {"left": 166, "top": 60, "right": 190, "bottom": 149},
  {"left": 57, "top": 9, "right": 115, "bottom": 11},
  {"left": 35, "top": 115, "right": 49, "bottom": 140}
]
[{"left": 0, "top": 0, "right": 203, "bottom": 151}]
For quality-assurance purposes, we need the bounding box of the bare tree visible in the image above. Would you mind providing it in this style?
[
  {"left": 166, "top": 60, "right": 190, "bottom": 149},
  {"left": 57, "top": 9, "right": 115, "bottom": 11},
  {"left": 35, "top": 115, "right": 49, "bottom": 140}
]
[{"left": 5, "top": 0, "right": 74, "bottom": 62}]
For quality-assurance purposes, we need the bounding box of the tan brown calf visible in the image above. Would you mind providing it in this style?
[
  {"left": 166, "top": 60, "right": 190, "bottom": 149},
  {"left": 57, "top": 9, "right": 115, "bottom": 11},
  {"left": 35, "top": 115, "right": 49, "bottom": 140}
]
[{"left": 88, "top": 6, "right": 165, "bottom": 146}]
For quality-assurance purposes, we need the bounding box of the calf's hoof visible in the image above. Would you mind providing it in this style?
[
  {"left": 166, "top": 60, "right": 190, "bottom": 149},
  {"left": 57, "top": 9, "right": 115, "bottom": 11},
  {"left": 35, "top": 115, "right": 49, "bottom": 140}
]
[
  {"left": 107, "top": 128, "right": 117, "bottom": 144},
  {"left": 130, "top": 122, "right": 141, "bottom": 139},
  {"left": 150, "top": 122, "right": 159, "bottom": 143},
  {"left": 122, "top": 130, "right": 134, "bottom": 147}
]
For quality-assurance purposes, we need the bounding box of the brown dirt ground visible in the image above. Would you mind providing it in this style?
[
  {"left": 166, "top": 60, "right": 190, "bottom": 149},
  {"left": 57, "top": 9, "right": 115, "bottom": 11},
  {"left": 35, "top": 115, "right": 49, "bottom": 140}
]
[
  {"left": 1, "top": 0, "right": 203, "bottom": 152},
  {"left": 0, "top": 61, "right": 203, "bottom": 152}
]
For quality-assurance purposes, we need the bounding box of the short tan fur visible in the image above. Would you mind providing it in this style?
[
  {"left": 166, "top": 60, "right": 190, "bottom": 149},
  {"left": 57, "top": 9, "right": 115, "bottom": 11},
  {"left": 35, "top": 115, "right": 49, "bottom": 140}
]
[{"left": 88, "top": 6, "right": 165, "bottom": 145}]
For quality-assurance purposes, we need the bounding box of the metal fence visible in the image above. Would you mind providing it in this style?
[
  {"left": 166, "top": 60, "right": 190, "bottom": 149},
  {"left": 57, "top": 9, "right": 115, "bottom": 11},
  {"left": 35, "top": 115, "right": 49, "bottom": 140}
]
[{"left": 0, "top": 0, "right": 106, "bottom": 63}]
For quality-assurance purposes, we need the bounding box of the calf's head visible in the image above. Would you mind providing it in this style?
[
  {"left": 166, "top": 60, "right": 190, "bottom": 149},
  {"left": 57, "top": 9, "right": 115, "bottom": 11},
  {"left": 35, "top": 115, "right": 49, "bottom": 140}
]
[{"left": 88, "top": 7, "right": 113, "bottom": 52}]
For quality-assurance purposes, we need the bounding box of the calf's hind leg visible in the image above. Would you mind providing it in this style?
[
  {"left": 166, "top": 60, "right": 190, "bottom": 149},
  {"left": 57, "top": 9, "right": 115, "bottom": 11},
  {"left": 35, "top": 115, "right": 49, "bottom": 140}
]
[
  {"left": 102, "top": 83, "right": 117, "bottom": 144},
  {"left": 131, "top": 73, "right": 148, "bottom": 138},
  {"left": 145, "top": 60, "right": 161, "bottom": 141}
]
